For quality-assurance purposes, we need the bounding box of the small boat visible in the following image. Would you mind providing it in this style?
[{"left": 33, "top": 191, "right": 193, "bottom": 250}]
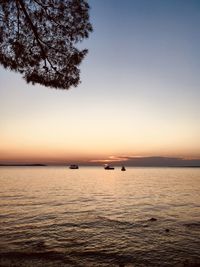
[
  {"left": 69, "top": 164, "right": 79, "bottom": 169},
  {"left": 121, "top": 166, "right": 126, "bottom": 171},
  {"left": 104, "top": 165, "right": 114, "bottom": 170}
]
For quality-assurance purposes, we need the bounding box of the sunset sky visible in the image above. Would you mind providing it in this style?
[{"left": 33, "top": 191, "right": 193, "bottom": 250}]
[{"left": 0, "top": 0, "right": 200, "bottom": 164}]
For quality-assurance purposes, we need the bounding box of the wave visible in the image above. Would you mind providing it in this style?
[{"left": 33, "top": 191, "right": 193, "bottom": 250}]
[
  {"left": 0, "top": 250, "right": 76, "bottom": 267},
  {"left": 1, "top": 250, "right": 200, "bottom": 267},
  {"left": 184, "top": 221, "right": 200, "bottom": 229}
]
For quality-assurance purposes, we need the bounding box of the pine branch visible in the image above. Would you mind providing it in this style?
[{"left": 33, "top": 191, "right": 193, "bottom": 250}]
[{"left": 16, "top": 0, "right": 46, "bottom": 59}]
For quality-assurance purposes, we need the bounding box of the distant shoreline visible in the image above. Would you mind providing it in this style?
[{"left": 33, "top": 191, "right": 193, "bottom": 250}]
[{"left": 0, "top": 164, "right": 47, "bottom": 167}]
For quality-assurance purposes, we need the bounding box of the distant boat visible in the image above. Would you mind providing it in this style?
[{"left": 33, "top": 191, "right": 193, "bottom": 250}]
[
  {"left": 104, "top": 165, "right": 114, "bottom": 170},
  {"left": 69, "top": 164, "right": 79, "bottom": 169},
  {"left": 121, "top": 166, "right": 126, "bottom": 171}
]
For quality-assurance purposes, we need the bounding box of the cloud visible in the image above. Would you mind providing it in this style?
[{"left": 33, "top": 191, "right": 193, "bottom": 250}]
[
  {"left": 90, "top": 155, "right": 129, "bottom": 163},
  {"left": 90, "top": 156, "right": 200, "bottom": 167}
]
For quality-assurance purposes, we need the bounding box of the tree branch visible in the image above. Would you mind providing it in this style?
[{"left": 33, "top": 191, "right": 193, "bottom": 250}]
[
  {"left": 16, "top": 0, "right": 46, "bottom": 59},
  {"left": 16, "top": 0, "right": 63, "bottom": 76},
  {"left": 16, "top": 1, "right": 20, "bottom": 38},
  {"left": 32, "top": 0, "right": 60, "bottom": 10}
]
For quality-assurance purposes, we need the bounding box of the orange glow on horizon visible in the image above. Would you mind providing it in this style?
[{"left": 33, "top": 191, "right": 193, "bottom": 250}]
[{"left": 0, "top": 147, "right": 200, "bottom": 165}]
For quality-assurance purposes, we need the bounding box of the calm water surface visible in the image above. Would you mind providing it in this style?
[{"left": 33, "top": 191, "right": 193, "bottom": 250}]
[{"left": 0, "top": 167, "right": 200, "bottom": 266}]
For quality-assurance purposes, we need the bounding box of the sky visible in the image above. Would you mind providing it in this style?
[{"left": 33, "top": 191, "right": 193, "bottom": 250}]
[{"left": 0, "top": 0, "right": 200, "bottom": 165}]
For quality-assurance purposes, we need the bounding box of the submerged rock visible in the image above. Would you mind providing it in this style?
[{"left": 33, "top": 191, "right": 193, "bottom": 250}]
[{"left": 149, "top": 217, "right": 157, "bottom": 222}]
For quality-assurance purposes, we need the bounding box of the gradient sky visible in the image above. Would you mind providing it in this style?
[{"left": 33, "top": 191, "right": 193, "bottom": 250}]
[{"left": 0, "top": 0, "right": 200, "bottom": 164}]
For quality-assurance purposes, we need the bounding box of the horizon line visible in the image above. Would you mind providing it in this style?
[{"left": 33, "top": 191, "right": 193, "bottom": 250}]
[{"left": 1, "top": 155, "right": 200, "bottom": 167}]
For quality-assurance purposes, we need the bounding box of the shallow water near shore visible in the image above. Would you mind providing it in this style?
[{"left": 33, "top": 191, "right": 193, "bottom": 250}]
[{"left": 0, "top": 166, "right": 200, "bottom": 266}]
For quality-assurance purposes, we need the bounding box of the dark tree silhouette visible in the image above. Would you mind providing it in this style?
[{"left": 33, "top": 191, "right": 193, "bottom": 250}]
[{"left": 0, "top": 0, "right": 92, "bottom": 89}]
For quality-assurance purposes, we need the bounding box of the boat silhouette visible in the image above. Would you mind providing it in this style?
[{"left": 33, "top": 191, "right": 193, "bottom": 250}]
[
  {"left": 69, "top": 164, "right": 79, "bottom": 169},
  {"left": 104, "top": 165, "right": 115, "bottom": 170},
  {"left": 121, "top": 166, "right": 126, "bottom": 171}
]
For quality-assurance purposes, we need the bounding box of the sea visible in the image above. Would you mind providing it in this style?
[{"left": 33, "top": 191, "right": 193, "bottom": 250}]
[{"left": 0, "top": 166, "right": 200, "bottom": 267}]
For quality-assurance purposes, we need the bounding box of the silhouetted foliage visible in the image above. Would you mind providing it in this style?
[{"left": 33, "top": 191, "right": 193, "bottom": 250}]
[{"left": 0, "top": 0, "right": 92, "bottom": 89}]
